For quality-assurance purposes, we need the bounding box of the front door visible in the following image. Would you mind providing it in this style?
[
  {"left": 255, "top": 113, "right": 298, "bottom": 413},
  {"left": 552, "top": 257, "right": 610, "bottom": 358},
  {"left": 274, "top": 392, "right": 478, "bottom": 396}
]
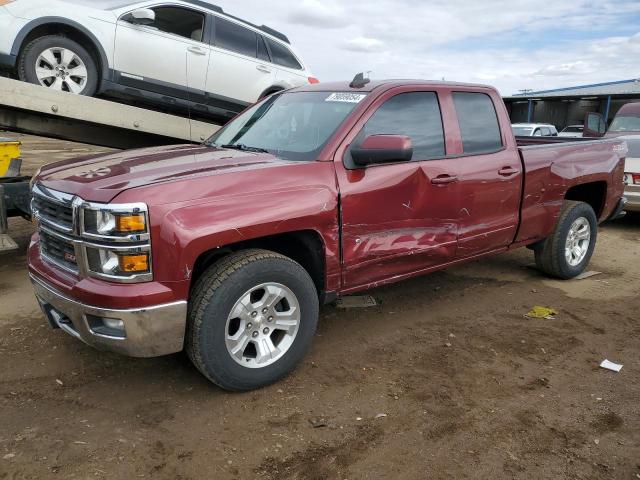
[
  {"left": 114, "top": 5, "right": 210, "bottom": 97},
  {"left": 335, "top": 89, "right": 461, "bottom": 291}
]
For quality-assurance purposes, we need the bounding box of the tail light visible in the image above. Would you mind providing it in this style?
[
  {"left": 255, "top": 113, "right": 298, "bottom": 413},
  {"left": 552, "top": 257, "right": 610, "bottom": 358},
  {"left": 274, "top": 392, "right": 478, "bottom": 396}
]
[
  {"left": 633, "top": 173, "right": 640, "bottom": 185},
  {"left": 308, "top": 77, "right": 320, "bottom": 84}
]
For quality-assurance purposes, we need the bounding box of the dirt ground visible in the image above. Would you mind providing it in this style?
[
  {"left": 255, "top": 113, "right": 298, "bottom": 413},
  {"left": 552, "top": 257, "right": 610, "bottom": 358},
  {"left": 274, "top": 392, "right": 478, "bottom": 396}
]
[{"left": 1, "top": 134, "right": 639, "bottom": 479}]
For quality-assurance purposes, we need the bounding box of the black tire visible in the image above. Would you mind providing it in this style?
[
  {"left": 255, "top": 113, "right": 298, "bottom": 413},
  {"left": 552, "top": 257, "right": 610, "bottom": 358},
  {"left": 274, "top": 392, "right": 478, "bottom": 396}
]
[
  {"left": 18, "top": 35, "right": 98, "bottom": 96},
  {"left": 186, "top": 249, "right": 319, "bottom": 391},
  {"left": 534, "top": 200, "right": 598, "bottom": 279}
]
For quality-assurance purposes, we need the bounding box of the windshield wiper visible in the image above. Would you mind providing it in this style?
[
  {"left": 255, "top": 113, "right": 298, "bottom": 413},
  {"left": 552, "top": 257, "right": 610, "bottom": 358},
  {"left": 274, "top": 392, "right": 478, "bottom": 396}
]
[{"left": 220, "top": 143, "right": 269, "bottom": 153}]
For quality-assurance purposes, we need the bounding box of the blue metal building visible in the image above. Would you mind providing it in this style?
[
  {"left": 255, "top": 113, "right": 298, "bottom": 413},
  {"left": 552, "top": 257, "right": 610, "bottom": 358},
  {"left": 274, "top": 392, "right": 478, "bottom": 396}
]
[{"left": 503, "top": 78, "right": 640, "bottom": 130}]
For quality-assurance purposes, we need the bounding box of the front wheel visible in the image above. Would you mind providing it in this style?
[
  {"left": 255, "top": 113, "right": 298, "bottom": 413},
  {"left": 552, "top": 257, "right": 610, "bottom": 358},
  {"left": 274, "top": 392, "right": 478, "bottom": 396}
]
[
  {"left": 534, "top": 200, "right": 598, "bottom": 279},
  {"left": 18, "top": 35, "right": 98, "bottom": 96},
  {"left": 186, "top": 249, "right": 319, "bottom": 391}
]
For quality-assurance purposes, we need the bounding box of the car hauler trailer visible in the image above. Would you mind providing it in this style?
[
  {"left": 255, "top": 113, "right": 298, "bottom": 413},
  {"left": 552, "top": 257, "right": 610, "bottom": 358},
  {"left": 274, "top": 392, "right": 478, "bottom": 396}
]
[
  {"left": 0, "top": 76, "right": 224, "bottom": 249},
  {"left": 0, "top": 77, "right": 221, "bottom": 148}
]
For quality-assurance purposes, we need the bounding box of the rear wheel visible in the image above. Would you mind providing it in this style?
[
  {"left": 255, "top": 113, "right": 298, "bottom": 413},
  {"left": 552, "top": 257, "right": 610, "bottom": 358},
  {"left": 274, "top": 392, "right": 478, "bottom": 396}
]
[
  {"left": 534, "top": 200, "right": 597, "bottom": 279},
  {"left": 18, "top": 35, "right": 98, "bottom": 96},
  {"left": 186, "top": 249, "right": 319, "bottom": 391}
]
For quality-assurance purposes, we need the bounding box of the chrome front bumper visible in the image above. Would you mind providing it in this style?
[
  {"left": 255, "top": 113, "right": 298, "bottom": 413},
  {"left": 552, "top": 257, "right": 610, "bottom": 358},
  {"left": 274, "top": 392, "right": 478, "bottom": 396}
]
[{"left": 30, "top": 274, "right": 187, "bottom": 358}]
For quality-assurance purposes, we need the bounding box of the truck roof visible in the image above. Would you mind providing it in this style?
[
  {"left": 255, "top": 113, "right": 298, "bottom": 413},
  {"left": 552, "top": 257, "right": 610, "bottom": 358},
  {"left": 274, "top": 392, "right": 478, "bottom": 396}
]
[{"left": 289, "top": 79, "right": 495, "bottom": 93}]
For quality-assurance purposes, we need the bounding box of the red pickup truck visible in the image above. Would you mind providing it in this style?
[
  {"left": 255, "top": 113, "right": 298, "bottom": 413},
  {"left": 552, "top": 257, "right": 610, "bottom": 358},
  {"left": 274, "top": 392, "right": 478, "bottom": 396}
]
[{"left": 28, "top": 78, "right": 627, "bottom": 390}]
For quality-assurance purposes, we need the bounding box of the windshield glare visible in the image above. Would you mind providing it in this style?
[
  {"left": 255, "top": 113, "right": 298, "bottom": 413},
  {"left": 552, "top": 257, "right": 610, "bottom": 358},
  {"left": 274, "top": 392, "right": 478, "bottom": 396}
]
[
  {"left": 207, "top": 92, "right": 364, "bottom": 161},
  {"left": 512, "top": 127, "right": 533, "bottom": 136},
  {"left": 609, "top": 116, "right": 640, "bottom": 132}
]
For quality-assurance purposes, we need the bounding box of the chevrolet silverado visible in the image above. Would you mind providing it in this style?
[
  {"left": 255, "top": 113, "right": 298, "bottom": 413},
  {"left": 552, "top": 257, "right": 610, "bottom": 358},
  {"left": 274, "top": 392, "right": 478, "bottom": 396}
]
[{"left": 28, "top": 78, "right": 628, "bottom": 390}]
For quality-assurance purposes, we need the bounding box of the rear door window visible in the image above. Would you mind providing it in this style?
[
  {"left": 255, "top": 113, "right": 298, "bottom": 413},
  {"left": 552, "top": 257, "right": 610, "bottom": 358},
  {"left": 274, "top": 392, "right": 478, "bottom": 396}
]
[
  {"left": 358, "top": 92, "right": 445, "bottom": 160},
  {"left": 215, "top": 17, "right": 257, "bottom": 57},
  {"left": 266, "top": 38, "right": 303, "bottom": 70},
  {"left": 452, "top": 92, "right": 503, "bottom": 154}
]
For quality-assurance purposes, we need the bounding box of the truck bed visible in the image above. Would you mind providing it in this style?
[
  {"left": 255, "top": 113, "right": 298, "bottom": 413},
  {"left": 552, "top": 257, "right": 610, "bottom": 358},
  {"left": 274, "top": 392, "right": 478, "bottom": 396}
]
[{"left": 514, "top": 136, "right": 626, "bottom": 245}]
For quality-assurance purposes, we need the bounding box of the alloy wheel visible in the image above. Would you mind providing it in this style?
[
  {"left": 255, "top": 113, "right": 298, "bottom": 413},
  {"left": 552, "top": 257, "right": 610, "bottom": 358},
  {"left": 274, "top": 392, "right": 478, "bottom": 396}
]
[
  {"left": 35, "top": 47, "right": 88, "bottom": 94},
  {"left": 565, "top": 216, "right": 591, "bottom": 266},
  {"left": 225, "top": 282, "right": 300, "bottom": 368}
]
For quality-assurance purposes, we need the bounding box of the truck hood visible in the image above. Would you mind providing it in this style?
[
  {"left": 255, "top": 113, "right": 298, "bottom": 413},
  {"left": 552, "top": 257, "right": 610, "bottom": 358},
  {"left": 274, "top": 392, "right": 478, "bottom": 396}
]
[{"left": 36, "top": 144, "right": 302, "bottom": 203}]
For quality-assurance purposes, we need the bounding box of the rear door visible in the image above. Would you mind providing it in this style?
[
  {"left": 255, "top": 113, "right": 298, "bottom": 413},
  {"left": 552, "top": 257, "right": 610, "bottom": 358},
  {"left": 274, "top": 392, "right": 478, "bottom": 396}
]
[
  {"left": 114, "top": 5, "right": 210, "bottom": 95},
  {"left": 205, "top": 16, "right": 276, "bottom": 104},
  {"left": 334, "top": 88, "right": 461, "bottom": 290},
  {"left": 450, "top": 90, "right": 523, "bottom": 258}
]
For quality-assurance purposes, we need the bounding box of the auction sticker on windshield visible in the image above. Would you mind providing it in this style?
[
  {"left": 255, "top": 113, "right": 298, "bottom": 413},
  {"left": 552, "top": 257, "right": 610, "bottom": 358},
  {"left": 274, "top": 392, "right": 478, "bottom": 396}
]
[{"left": 325, "top": 93, "right": 367, "bottom": 103}]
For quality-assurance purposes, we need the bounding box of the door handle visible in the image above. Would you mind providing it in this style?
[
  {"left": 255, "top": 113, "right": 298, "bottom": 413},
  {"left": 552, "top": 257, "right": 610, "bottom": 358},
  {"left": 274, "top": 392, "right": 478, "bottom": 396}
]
[
  {"left": 256, "top": 65, "right": 271, "bottom": 73},
  {"left": 498, "top": 166, "right": 519, "bottom": 177},
  {"left": 431, "top": 174, "right": 458, "bottom": 185},
  {"left": 187, "top": 46, "right": 207, "bottom": 55}
]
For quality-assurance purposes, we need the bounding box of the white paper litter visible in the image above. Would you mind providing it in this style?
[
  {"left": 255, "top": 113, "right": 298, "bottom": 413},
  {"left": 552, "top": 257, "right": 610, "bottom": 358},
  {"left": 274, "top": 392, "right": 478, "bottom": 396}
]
[{"left": 599, "top": 359, "right": 623, "bottom": 372}]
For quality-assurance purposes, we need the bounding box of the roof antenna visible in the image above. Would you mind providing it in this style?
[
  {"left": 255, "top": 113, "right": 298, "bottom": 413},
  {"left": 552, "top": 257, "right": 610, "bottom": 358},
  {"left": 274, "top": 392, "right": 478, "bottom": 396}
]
[{"left": 350, "top": 72, "right": 370, "bottom": 88}]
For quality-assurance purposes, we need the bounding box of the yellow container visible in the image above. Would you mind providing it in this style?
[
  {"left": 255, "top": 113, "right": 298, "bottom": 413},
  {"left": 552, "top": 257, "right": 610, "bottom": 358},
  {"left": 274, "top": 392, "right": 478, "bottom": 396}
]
[{"left": 0, "top": 138, "right": 21, "bottom": 177}]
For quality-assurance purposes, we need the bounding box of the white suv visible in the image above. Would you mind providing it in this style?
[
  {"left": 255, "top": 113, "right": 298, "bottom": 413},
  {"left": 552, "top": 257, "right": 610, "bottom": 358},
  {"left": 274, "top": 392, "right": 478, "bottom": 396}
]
[{"left": 0, "top": 0, "right": 317, "bottom": 120}]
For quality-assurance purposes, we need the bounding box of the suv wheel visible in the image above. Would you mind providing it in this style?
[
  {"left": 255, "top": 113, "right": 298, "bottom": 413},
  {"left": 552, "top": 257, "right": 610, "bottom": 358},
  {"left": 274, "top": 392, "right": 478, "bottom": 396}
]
[
  {"left": 18, "top": 35, "right": 98, "bottom": 96},
  {"left": 186, "top": 249, "right": 319, "bottom": 391},
  {"left": 534, "top": 200, "right": 597, "bottom": 279}
]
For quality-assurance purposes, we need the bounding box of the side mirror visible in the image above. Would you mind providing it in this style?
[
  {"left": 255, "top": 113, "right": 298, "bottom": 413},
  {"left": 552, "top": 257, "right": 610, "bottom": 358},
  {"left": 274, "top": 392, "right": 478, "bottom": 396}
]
[
  {"left": 583, "top": 112, "right": 606, "bottom": 138},
  {"left": 351, "top": 135, "right": 413, "bottom": 166},
  {"left": 125, "top": 8, "right": 155, "bottom": 25}
]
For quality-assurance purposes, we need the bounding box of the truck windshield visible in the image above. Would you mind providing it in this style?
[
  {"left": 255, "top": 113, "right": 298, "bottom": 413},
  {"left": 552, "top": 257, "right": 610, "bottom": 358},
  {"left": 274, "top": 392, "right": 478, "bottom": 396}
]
[
  {"left": 512, "top": 126, "right": 533, "bottom": 136},
  {"left": 609, "top": 116, "right": 640, "bottom": 132},
  {"left": 206, "top": 91, "right": 364, "bottom": 161}
]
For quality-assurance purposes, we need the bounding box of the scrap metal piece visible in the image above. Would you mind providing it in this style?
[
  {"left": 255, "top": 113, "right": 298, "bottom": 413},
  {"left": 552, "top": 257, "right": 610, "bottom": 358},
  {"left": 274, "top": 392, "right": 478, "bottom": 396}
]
[{"left": 335, "top": 295, "right": 378, "bottom": 308}]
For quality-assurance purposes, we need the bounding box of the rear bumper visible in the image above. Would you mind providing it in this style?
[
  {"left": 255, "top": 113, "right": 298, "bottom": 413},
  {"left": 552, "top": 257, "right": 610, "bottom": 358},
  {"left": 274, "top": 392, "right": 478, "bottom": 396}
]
[
  {"left": 31, "top": 273, "right": 187, "bottom": 357},
  {"left": 624, "top": 185, "right": 640, "bottom": 212}
]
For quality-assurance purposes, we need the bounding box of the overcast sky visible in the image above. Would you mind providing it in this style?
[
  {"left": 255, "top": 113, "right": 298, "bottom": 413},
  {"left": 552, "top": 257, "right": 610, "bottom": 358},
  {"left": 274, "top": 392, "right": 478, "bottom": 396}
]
[{"left": 215, "top": 0, "right": 640, "bottom": 95}]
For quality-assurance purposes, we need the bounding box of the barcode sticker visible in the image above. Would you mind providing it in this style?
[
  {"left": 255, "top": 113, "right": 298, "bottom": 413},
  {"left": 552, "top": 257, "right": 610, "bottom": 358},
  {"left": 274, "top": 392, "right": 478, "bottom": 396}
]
[{"left": 325, "top": 93, "right": 367, "bottom": 103}]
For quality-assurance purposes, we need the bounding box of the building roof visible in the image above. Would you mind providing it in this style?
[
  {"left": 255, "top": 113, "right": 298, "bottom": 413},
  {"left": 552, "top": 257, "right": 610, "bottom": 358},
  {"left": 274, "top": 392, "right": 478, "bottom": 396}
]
[{"left": 506, "top": 78, "right": 640, "bottom": 99}]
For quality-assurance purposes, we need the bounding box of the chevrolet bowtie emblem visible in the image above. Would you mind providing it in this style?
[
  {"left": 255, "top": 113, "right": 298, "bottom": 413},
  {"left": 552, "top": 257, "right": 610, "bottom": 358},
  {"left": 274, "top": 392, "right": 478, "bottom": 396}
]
[{"left": 77, "top": 167, "right": 111, "bottom": 178}]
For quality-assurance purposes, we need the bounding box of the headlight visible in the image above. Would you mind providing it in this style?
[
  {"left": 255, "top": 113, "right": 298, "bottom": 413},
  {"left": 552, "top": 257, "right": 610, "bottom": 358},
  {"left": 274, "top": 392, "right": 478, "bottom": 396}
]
[
  {"left": 81, "top": 203, "right": 149, "bottom": 239},
  {"left": 79, "top": 202, "right": 152, "bottom": 282},
  {"left": 86, "top": 247, "right": 151, "bottom": 278}
]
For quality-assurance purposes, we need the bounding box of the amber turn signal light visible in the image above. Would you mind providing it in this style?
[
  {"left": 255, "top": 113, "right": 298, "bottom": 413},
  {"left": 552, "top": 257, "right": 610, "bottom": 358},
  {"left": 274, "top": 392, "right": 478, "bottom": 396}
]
[
  {"left": 115, "top": 214, "right": 146, "bottom": 232},
  {"left": 0, "top": 0, "right": 15, "bottom": 5},
  {"left": 118, "top": 254, "right": 149, "bottom": 273}
]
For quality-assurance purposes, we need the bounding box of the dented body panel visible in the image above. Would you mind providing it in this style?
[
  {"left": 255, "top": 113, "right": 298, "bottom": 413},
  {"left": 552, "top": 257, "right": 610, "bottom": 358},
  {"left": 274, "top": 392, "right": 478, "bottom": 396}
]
[{"left": 28, "top": 79, "right": 627, "bottom": 349}]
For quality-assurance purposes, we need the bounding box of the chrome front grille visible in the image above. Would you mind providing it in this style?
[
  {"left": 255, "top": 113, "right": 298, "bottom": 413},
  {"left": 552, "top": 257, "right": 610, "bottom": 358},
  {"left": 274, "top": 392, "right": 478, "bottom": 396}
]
[
  {"left": 31, "top": 185, "right": 75, "bottom": 233},
  {"left": 39, "top": 228, "right": 78, "bottom": 273}
]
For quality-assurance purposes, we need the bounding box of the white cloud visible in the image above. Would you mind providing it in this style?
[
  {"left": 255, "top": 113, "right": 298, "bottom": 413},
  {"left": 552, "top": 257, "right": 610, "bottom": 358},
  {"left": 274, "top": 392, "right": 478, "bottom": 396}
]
[
  {"left": 342, "top": 37, "right": 384, "bottom": 53},
  {"left": 286, "top": 0, "right": 350, "bottom": 29},
  {"left": 213, "top": 0, "right": 640, "bottom": 94},
  {"left": 533, "top": 61, "right": 595, "bottom": 77}
]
